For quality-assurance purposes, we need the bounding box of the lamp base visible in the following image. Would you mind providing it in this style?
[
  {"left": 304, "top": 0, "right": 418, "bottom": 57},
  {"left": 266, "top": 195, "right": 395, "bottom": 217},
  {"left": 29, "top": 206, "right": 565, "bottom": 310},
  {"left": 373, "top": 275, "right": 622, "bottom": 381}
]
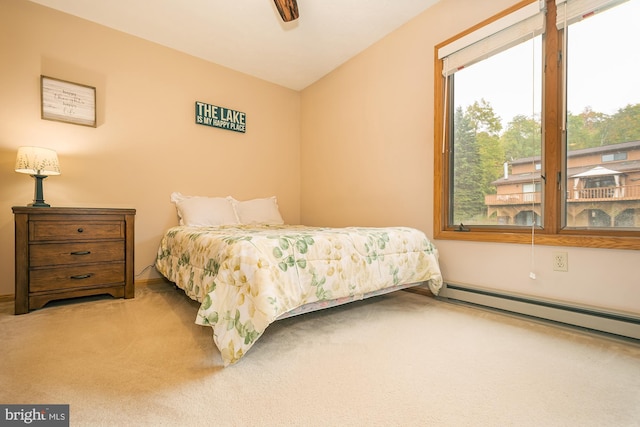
[
  {"left": 30, "top": 174, "right": 51, "bottom": 208},
  {"left": 28, "top": 201, "right": 51, "bottom": 208}
]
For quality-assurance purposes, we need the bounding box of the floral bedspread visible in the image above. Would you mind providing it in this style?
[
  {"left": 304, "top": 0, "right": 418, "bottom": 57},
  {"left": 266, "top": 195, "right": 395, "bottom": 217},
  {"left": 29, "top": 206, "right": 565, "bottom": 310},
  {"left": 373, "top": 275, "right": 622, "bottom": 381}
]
[{"left": 155, "top": 224, "right": 443, "bottom": 365}]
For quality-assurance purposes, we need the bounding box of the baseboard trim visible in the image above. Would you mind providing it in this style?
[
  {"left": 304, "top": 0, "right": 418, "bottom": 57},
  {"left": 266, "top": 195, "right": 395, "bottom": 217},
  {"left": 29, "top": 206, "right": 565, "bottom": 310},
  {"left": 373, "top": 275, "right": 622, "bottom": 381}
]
[
  {"left": 439, "top": 282, "right": 640, "bottom": 340},
  {"left": 403, "top": 285, "right": 434, "bottom": 298},
  {"left": 135, "top": 277, "right": 172, "bottom": 288}
]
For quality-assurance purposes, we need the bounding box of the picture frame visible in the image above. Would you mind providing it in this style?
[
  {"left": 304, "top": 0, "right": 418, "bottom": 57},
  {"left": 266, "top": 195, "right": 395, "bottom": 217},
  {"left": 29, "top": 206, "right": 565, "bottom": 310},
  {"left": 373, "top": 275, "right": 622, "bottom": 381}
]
[{"left": 41, "top": 75, "right": 96, "bottom": 127}]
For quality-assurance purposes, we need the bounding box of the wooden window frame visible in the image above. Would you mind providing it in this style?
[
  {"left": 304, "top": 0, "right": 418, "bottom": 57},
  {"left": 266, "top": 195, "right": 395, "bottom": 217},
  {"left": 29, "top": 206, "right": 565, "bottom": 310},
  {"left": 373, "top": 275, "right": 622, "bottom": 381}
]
[{"left": 433, "top": 0, "right": 640, "bottom": 250}]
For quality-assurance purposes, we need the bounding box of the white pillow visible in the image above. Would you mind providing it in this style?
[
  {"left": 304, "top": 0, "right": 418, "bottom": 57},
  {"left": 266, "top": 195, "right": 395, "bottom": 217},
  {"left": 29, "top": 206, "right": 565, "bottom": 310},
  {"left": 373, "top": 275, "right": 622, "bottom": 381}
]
[
  {"left": 170, "top": 192, "right": 239, "bottom": 226},
  {"left": 230, "top": 196, "right": 284, "bottom": 225}
]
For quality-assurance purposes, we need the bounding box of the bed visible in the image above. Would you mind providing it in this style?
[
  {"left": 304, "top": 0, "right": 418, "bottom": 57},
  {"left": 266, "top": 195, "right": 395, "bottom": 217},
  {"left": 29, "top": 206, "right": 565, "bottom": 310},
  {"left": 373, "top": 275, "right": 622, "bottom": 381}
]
[{"left": 155, "top": 194, "right": 443, "bottom": 366}]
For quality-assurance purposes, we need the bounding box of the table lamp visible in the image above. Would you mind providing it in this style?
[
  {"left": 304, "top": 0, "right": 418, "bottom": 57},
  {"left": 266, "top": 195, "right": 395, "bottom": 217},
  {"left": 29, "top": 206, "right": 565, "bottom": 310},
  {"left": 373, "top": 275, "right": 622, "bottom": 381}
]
[{"left": 15, "top": 146, "right": 61, "bottom": 207}]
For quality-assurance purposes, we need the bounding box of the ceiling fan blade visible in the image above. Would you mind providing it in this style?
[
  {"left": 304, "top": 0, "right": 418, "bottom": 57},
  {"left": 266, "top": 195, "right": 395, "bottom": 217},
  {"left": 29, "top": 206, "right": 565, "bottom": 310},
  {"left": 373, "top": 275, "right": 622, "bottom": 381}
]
[{"left": 274, "top": 0, "right": 299, "bottom": 22}]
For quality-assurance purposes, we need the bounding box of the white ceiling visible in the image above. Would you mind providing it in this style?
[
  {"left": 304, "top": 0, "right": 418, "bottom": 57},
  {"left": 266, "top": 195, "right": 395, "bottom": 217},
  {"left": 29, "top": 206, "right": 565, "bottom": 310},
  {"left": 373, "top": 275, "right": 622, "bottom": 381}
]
[{"left": 28, "top": 0, "right": 441, "bottom": 91}]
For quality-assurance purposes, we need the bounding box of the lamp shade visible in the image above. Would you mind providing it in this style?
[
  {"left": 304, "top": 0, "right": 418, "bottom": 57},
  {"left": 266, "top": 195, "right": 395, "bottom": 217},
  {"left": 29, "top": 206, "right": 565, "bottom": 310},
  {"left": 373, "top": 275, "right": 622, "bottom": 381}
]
[{"left": 15, "top": 146, "right": 61, "bottom": 176}]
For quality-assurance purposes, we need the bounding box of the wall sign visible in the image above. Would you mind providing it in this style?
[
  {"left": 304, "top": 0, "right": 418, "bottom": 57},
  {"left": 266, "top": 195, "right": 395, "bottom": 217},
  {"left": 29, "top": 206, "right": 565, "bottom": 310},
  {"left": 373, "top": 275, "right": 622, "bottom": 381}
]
[
  {"left": 195, "top": 101, "right": 246, "bottom": 133},
  {"left": 41, "top": 75, "right": 96, "bottom": 127}
]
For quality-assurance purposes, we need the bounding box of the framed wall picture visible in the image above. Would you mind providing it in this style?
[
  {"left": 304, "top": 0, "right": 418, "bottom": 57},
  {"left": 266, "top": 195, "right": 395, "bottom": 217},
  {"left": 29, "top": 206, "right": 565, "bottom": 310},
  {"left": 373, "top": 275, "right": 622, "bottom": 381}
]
[{"left": 41, "top": 75, "right": 96, "bottom": 127}]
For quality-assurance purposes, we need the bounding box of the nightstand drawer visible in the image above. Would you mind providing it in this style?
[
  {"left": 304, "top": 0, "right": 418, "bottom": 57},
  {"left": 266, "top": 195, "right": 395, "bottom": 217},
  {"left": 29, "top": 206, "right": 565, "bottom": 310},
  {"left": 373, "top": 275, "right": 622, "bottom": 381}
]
[
  {"left": 30, "top": 241, "right": 124, "bottom": 267},
  {"left": 30, "top": 221, "right": 124, "bottom": 241},
  {"left": 30, "top": 263, "right": 125, "bottom": 292}
]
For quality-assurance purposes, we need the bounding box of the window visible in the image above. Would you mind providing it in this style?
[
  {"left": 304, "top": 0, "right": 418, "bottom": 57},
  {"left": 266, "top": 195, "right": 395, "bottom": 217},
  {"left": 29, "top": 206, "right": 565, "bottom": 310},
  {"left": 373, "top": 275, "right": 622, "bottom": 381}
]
[
  {"left": 523, "top": 183, "right": 542, "bottom": 194},
  {"left": 434, "top": 0, "right": 640, "bottom": 249},
  {"left": 602, "top": 153, "right": 627, "bottom": 162}
]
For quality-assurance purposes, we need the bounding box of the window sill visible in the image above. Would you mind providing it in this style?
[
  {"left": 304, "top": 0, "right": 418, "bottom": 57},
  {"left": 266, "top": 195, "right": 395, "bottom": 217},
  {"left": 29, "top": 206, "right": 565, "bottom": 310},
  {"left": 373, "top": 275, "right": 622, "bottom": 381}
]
[{"left": 434, "top": 229, "right": 640, "bottom": 250}]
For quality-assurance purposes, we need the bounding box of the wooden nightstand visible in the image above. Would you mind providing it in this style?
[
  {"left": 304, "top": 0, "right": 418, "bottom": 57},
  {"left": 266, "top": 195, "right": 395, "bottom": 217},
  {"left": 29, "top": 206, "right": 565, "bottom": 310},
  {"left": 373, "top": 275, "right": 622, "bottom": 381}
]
[{"left": 12, "top": 207, "right": 136, "bottom": 314}]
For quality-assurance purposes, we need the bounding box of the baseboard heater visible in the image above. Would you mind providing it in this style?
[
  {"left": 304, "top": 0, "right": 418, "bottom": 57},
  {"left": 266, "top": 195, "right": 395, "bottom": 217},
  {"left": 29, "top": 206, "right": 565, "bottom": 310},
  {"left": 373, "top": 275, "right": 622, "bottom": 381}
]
[{"left": 438, "top": 283, "right": 640, "bottom": 341}]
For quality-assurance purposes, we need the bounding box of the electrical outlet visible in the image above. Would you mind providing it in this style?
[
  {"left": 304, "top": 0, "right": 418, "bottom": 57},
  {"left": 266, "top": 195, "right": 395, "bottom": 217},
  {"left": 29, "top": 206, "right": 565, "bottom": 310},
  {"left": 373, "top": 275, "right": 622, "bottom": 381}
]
[{"left": 553, "top": 251, "right": 568, "bottom": 272}]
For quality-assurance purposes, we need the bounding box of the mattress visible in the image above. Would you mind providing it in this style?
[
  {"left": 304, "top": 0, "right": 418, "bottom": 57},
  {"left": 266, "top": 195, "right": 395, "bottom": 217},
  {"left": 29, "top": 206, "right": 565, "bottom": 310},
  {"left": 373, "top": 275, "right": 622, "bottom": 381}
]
[{"left": 155, "top": 224, "right": 443, "bottom": 365}]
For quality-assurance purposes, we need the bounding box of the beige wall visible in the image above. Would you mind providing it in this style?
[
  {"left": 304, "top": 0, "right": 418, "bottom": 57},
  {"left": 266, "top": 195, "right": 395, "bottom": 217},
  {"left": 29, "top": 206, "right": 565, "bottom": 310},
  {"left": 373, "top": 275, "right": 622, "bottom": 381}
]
[
  {"left": 300, "top": 0, "right": 639, "bottom": 316},
  {"left": 0, "top": 0, "right": 300, "bottom": 296}
]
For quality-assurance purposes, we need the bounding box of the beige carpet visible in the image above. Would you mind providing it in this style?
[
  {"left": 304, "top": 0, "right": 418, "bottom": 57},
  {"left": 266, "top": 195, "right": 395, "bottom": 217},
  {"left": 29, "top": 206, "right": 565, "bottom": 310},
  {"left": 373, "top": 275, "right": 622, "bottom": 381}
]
[{"left": 1, "top": 282, "right": 639, "bottom": 426}]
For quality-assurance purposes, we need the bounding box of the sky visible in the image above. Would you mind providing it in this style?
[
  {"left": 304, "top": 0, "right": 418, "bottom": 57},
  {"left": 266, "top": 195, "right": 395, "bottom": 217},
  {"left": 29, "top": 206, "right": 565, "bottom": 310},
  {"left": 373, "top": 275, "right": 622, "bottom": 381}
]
[{"left": 453, "top": 0, "right": 639, "bottom": 127}]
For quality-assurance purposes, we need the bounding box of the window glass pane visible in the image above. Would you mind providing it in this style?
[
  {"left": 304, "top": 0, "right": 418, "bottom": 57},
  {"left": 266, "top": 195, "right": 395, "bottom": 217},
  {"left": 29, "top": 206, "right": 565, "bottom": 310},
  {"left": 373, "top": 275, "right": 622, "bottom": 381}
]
[
  {"left": 565, "top": 0, "right": 640, "bottom": 229},
  {"left": 451, "top": 36, "right": 542, "bottom": 227}
]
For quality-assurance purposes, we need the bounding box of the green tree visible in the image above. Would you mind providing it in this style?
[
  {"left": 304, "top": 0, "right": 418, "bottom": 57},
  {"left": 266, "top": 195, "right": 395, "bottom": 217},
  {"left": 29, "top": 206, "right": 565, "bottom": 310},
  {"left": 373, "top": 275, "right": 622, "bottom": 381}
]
[
  {"left": 452, "top": 106, "right": 485, "bottom": 223},
  {"left": 567, "top": 106, "right": 610, "bottom": 149},
  {"left": 606, "top": 103, "right": 640, "bottom": 144},
  {"left": 466, "top": 99, "right": 503, "bottom": 136},
  {"left": 500, "top": 114, "right": 541, "bottom": 160},
  {"left": 477, "top": 132, "right": 505, "bottom": 195},
  {"left": 466, "top": 100, "right": 505, "bottom": 196}
]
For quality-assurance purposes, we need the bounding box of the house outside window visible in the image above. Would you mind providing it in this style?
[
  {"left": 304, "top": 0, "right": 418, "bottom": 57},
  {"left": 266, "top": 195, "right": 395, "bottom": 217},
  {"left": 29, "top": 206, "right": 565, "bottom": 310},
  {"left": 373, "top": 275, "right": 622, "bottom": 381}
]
[{"left": 434, "top": 0, "right": 640, "bottom": 249}]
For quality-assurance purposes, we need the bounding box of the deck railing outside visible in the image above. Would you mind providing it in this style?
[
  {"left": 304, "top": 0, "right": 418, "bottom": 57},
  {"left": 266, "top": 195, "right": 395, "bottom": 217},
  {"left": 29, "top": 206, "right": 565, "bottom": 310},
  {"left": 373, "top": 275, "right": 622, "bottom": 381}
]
[{"left": 485, "top": 184, "right": 640, "bottom": 205}]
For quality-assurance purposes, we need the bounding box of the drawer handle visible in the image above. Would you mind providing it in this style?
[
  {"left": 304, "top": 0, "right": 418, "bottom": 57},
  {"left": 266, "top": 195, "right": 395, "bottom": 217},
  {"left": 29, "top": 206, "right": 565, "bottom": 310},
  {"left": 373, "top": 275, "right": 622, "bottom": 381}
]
[
  {"left": 70, "top": 273, "right": 93, "bottom": 280},
  {"left": 77, "top": 228, "right": 84, "bottom": 233},
  {"left": 70, "top": 251, "right": 91, "bottom": 256}
]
